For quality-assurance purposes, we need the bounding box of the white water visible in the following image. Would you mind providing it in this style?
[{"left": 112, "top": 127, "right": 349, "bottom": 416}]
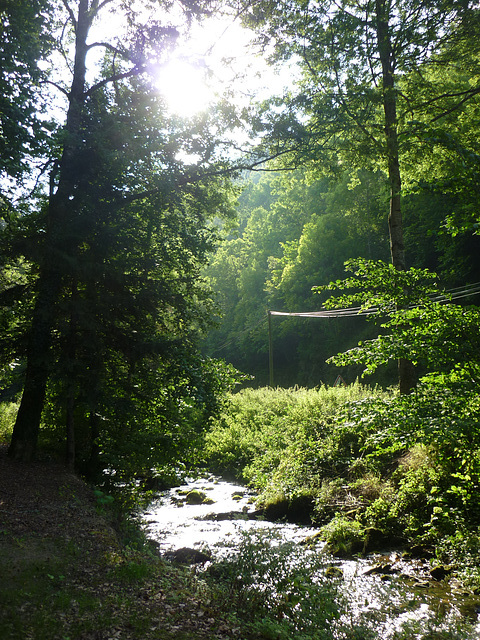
[
  {"left": 143, "top": 476, "right": 319, "bottom": 555},
  {"left": 142, "top": 475, "right": 480, "bottom": 639}
]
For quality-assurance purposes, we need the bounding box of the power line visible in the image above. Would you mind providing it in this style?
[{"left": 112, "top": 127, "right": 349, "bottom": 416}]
[
  {"left": 208, "top": 313, "right": 266, "bottom": 354},
  {"left": 269, "top": 282, "right": 480, "bottom": 319},
  {"left": 267, "top": 281, "right": 480, "bottom": 385}
]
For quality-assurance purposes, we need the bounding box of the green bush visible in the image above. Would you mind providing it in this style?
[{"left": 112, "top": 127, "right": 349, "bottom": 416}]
[
  {"left": 202, "top": 379, "right": 480, "bottom": 564},
  {"left": 320, "top": 516, "right": 365, "bottom": 556},
  {"left": 204, "top": 383, "right": 381, "bottom": 491},
  {"left": 0, "top": 402, "right": 17, "bottom": 443},
  {"left": 204, "top": 528, "right": 345, "bottom": 640}
]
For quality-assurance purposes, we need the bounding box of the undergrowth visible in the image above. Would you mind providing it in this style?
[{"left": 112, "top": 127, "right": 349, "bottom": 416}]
[{"left": 203, "top": 382, "right": 480, "bottom": 584}]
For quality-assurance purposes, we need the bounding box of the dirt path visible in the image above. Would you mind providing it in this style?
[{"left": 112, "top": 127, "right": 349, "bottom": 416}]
[{"left": 0, "top": 446, "right": 238, "bottom": 640}]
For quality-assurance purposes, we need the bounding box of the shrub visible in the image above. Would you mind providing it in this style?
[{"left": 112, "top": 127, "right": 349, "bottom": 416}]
[
  {"left": 204, "top": 528, "right": 345, "bottom": 640},
  {"left": 0, "top": 402, "right": 17, "bottom": 443},
  {"left": 204, "top": 384, "right": 382, "bottom": 494},
  {"left": 320, "top": 516, "right": 365, "bottom": 556}
]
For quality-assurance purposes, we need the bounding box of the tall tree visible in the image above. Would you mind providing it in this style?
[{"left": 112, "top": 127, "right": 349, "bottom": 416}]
[
  {"left": 242, "top": 0, "right": 478, "bottom": 392},
  {"left": 5, "top": 0, "right": 234, "bottom": 463}
]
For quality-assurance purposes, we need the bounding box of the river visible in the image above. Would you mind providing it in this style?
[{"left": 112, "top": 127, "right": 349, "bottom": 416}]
[{"left": 142, "top": 475, "right": 480, "bottom": 639}]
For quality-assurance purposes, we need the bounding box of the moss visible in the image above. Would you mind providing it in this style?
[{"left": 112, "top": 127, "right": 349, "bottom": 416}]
[{"left": 185, "top": 489, "right": 207, "bottom": 505}]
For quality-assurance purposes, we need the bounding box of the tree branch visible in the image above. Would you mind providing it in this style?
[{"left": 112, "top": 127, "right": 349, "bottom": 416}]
[
  {"left": 42, "top": 79, "right": 70, "bottom": 97},
  {"left": 86, "top": 41, "right": 133, "bottom": 60},
  {"left": 84, "top": 64, "right": 146, "bottom": 96},
  {"left": 429, "top": 87, "right": 480, "bottom": 123},
  {"left": 96, "top": 0, "right": 116, "bottom": 13},
  {"left": 107, "top": 147, "right": 301, "bottom": 212},
  {"left": 61, "top": 0, "right": 77, "bottom": 30}
]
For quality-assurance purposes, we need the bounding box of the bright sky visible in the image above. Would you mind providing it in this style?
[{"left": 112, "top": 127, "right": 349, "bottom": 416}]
[
  {"left": 155, "top": 16, "right": 289, "bottom": 118},
  {"left": 91, "top": 4, "right": 292, "bottom": 119}
]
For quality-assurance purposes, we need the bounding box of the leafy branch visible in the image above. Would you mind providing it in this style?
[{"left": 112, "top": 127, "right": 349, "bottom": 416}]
[{"left": 315, "top": 259, "right": 480, "bottom": 380}]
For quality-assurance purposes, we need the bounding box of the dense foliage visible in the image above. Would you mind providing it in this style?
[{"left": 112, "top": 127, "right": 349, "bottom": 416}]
[
  {"left": 204, "top": 383, "right": 480, "bottom": 579},
  {"left": 0, "top": 0, "right": 54, "bottom": 181},
  {"left": 202, "top": 0, "right": 480, "bottom": 389},
  {"left": 202, "top": 167, "right": 480, "bottom": 386},
  {"left": 318, "top": 259, "right": 480, "bottom": 382},
  {"left": 0, "top": 0, "right": 241, "bottom": 474}
]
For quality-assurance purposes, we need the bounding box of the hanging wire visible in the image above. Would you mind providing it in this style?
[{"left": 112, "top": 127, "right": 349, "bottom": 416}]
[
  {"left": 269, "top": 282, "right": 480, "bottom": 319},
  {"left": 208, "top": 313, "right": 267, "bottom": 354}
]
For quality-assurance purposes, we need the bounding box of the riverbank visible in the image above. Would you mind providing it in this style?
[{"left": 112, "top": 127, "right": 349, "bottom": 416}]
[
  {"left": 0, "top": 447, "right": 238, "bottom": 640},
  {"left": 2, "top": 448, "right": 479, "bottom": 640},
  {"left": 204, "top": 385, "right": 480, "bottom": 575}
]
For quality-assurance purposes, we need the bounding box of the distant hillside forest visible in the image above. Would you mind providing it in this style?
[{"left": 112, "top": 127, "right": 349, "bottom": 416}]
[{"left": 201, "top": 168, "right": 480, "bottom": 387}]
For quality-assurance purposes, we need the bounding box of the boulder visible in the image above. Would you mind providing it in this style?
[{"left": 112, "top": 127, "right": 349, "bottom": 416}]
[
  {"left": 165, "top": 547, "right": 211, "bottom": 565},
  {"left": 185, "top": 489, "right": 207, "bottom": 505},
  {"left": 325, "top": 566, "right": 344, "bottom": 578},
  {"left": 430, "top": 565, "right": 453, "bottom": 581}
]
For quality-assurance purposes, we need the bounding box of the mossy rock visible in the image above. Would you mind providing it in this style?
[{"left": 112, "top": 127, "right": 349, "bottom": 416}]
[
  {"left": 326, "top": 539, "right": 364, "bottom": 558},
  {"left": 325, "top": 566, "right": 344, "bottom": 578},
  {"left": 263, "top": 494, "right": 314, "bottom": 525},
  {"left": 301, "top": 531, "right": 323, "bottom": 546},
  {"left": 362, "top": 527, "right": 402, "bottom": 553},
  {"left": 165, "top": 547, "right": 212, "bottom": 565},
  {"left": 321, "top": 516, "right": 365, "bottom": 558},
  {"left": 185, "top": 490, "right": 207, "bottom": 505},
  {"left": 142, "top": 475, "right": 171, "bottom": 492},
  {"left": 430, "top": 565, "right": 453, "bottom": 581}
]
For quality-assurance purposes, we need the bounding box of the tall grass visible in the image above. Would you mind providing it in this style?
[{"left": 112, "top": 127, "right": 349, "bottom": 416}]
[{"left": 204, "top": 382, "right": 383, "bottom": 495}]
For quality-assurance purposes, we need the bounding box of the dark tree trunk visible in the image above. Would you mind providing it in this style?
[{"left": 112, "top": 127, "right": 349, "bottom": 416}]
[
  {"left": 8, "top": 269, "right": 62, "bottom": 461},
  {"left": 66, "top": 393, "right": 76, "bottom": 471},
  {"left": 8, "top": 0, "right": 93, "bottom": 461},
  {"left": 65, "top": 279, "right": 79, "bottom": 471},
  {"left": 84, "top": 410, "right": 101, "bottom": 481},
  {"left": 375, "top": 0, "right": 416, "bottom": 394},
  {"left": 398, "top": 358, "right": 417, "bottom": 395}
]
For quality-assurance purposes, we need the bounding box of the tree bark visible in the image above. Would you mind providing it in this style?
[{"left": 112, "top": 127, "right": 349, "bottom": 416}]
[
  {"left": 66, "top": 393, "right": 76, "bottom": 471},
  {"left": 65, "top": 278, "right": 79, "bottom": 471},
  {"left": 375, "top": 0, "right": 416, "bottom": 394},
  {"left": 8, "top": 0, "right": 93, "bottom": 461}
]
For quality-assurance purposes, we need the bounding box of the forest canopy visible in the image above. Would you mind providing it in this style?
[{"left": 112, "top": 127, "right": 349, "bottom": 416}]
[{"left": 202, "top": 0, "right": 480, "bottom": 388}]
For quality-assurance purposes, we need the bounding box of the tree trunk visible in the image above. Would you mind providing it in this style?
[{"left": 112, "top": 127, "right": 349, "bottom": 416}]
[
  {"left": 66, "top": 393, "right": 76, "bottom": 471},
  {"left": 8, "top": 0, "right": 93, "bottom": 461},
  {"left": 7, "top": 268, "right": 62, "bottom": 461},
  {"left": 375, "top": 0, "right": 416, "bottom": 394},
  {"left": 65, "top": 278, "right": 79, "bottom": 471},
  {"left": 84, "top": 410, "right": 101, "bottom": 481}
]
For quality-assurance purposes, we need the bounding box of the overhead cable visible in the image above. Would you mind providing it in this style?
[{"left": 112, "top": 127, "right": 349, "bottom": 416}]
[{"left": 269, "top": 281, "right": 480, "bottom": 319}]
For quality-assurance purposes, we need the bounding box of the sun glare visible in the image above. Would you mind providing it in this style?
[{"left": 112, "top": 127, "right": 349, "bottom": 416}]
[{"left": 156, "top": 59, "right": 212, "bottom": 118}]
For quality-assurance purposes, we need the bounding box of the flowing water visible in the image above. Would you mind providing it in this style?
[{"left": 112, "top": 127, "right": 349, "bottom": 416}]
[
  {"left": 142, "top": 475, "right": 480, "bottom": 639},
  {"left": 143, "top": 476, "right": 317, "bottom": 554}
]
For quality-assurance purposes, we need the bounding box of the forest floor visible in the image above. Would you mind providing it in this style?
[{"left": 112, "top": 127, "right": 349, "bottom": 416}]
[{"left": 0, "top": 446, "right": 239, "bottom": 640}]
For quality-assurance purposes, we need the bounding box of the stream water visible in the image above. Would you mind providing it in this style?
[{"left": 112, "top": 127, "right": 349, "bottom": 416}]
[{"left": 142, "top": 475, "right": 480, "bottom": 639}]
